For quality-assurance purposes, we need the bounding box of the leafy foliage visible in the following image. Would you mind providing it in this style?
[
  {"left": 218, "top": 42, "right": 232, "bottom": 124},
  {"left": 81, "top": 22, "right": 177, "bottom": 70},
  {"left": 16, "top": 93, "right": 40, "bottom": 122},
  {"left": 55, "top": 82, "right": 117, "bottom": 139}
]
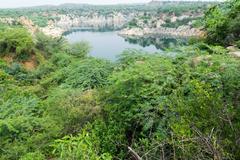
[
  {"left": 0, "top": 1, "right": 240, "bottom": 160},
  {"left": 204, "top": 0, "right": 240, "bottom": 46},
  {"left": 0, "top": 28, "right": 34, "bottom": 60},
  {"left": 67, "top": 41, "right": 92, "bottom": 58},
  {"left": 0, "top": 84, "right": 60, "bottom": 160},
  {"left": 99, "top": 52, "right": 240, "bottom": 159},
  {"left": 52, "top": 125, "right": 112, "bottom": 160},
  {"left": 35, "top": 32, "right": 67, "bottom": 58}
]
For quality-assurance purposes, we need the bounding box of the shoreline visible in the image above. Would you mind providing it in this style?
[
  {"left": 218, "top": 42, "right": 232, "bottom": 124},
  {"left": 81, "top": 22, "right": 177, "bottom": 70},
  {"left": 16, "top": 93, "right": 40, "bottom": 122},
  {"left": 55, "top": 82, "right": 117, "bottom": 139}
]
[{"left": 118, "top": 26, "right": 205, "bottom": 38}]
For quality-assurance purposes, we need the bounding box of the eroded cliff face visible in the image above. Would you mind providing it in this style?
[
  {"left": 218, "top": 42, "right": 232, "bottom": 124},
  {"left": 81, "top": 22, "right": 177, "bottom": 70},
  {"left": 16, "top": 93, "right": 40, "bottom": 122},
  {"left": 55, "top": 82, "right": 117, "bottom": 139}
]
[
  {"left": 119, "top": 11, "right": 205, "bottom": 38},
  {"left": 0, "top": 9, "right": 205, "bottom": 38},
  {"left": 0, "top": 13, "right": 133, "bottom": 37},
  {"left": 54, "top": 13, "right": 133, "bottom": 30},
  {"left": 19, "top": 17, "right": 64, "bottom": 37},
  {"left": 18, "top": 16, "right": 38, "bottom": 35},
  {"left": 0, "top": 17, "right": 16, "bottom": 25},
  {"left": 0, "top": 16, "right": 64, "bottom": 37},
  {"left": 119, "top": 26, "right": 205, "bottom": 38}
]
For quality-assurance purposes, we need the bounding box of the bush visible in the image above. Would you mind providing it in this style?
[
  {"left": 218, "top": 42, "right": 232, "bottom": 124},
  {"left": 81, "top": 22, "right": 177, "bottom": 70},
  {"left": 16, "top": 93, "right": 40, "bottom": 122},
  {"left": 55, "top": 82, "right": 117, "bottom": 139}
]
[
  {"left": 50, "top": 52, "right": 73, "bottom": 67},
  {"left": 0, "top": 85, "right": 60, "bottom": 160},
  {"left": 204, "top": 0, "right": 240, "bottom": 46},
  {"left": 20, "top": 152, "right": 45, "bottom": 160},
  {"left": 0, "top": 28, "right": 34, "bottom": 60},
  {"left": 35, "top": 32, "right": 67, "bottom": 57},
  {"left": 98, "top": 52, "right": 240, "bottom": 159},
  {"left": 46, "top": 88, "right": 101, "bottom": 135},
  {"left": 52, "top": 124, "right": 112, "bottom": 160},
  {"left": 236, "top": 40, "right": 240, "bottom": 48},
  {"left": 62, "top": 58, "right": 113, "bottom": 90},
  {"left": 0, "top": 4, "right": 240, "bottom": 159},
  {"left": 67, "top": 41, "right": 91, "bottom": 58}
]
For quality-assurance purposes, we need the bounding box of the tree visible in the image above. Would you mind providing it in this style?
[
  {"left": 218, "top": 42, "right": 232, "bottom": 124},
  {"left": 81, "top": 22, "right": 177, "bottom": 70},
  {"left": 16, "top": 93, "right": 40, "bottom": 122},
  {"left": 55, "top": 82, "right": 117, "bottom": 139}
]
[
  {"left": 67, "top": 41, "right": 92, "bottom": 58},
  {"left": 35, "top": 32, "right": 67, "bottom": 57},
  {"left": 204, "top": 0, "right": 240, "bottom": 46},
  {"left": 0, "top": 28, "right": 34, "bottom": 60}
]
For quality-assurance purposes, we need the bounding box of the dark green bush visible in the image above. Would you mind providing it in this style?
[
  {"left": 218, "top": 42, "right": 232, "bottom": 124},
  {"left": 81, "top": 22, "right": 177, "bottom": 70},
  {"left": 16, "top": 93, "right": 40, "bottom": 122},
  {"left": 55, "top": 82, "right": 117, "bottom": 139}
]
[
  {"left": 204, "top": 0, "right": 240, "bottom": 46},
  {"left": 0, "top": 2, "right": 239, "bottom": 159},
  {"left": 0, "top": 28, "right": 34, "bottom": 60},
  {"left": 35, "top": 32, "right": 67, "bottom": 57},
  {"left": 52, "top": 124, "right": 112, "bottom": 160},
  {"left": 0, "top": 85, "right": 60, "bottom": 160},
  {"left": 62, "top": 58, "right": 113, "bottom": 90},
  {"left": 97, "top": 52, "right": 240, "bottom": 159},
  {"left": 67, "top": 41, "right": 91, "bottom": 58}
]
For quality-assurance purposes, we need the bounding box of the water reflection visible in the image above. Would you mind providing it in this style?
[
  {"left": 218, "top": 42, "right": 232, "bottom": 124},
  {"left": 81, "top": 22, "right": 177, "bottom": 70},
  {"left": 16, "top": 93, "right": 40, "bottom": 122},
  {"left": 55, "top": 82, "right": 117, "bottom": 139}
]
[
  {"left": 65, "top": 31, "right": 161, "bottom": 60},
  {"left": 65, "top": 28, "right": 189, "bottom": 60},
  {"left": 124, "top": 36, "right": 188, "bottom": 50},
  {"left": 63, "top": 25, "right": 122, "bottom": 35}
]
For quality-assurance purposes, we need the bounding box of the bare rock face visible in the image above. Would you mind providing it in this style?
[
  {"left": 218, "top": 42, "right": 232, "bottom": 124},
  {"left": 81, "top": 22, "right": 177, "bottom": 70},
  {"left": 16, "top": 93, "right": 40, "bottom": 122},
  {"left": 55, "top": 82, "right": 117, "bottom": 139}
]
[
  {"left": 192, "top": 55, "right": 212, "bottom": 67},
  {"left": 119, "top": 26, "right": 205, "bottom": 38},
  {"left": 170, "top": 16, "right": 177, "bottom": 23},
  {"left": 40, "top": 26, "right": 64, "bottom": 37},
  {"left": 18, "top": 16, "right": 38, "bottom": 35},
  {"left": 227, "top": 46, "right": 237, "bottom": 52},
  {"left": 231, "top": 51, "right": 240, "bottom": 58},
  {"left": 17, "top": 16, "right": 64, "bottom": 37},
  {"left": 0, "top": 17, "right": 15, "bottom": 25},
  {"left": 227, "top": 46, "right": 240, "bottom": 58},
  {"left": 55, "top": 13, "right": 130, "bottom": 29},
  {"left": 156, "top": 19, "right": 165, "bottom": 28},
  {"left": 118, "top": 28, "right": 145, "bottom": 36}
]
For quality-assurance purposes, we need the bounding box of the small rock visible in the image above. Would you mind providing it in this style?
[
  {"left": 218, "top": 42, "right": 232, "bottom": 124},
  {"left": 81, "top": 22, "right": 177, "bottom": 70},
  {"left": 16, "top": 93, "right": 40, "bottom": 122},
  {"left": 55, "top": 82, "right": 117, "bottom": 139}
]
[
  {"left": 192, "top": 55, "right": 212, "bottom": 66},
  {"left": 227, "top": 46, "right": 237, "bottom": 52},
  {"left": 230, "top": 51, "right": 240, "bottom": 58}
]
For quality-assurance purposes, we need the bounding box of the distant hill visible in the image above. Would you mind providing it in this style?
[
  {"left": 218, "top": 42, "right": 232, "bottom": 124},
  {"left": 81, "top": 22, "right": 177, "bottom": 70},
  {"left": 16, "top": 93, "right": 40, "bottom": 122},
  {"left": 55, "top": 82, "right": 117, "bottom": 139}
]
[{"left": 148, "top": 0, "right": 219, "bottom": 5}]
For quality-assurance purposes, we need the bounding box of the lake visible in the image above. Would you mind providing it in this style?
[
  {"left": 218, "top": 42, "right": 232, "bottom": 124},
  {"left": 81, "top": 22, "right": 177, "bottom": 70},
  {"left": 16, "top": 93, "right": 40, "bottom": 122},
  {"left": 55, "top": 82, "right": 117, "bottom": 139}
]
[
  {"left": 65, "top": 31, "right": 161, "bottom": 60},
  {"left": 65, "top": 30, "right": 187, "bottom": 60}
]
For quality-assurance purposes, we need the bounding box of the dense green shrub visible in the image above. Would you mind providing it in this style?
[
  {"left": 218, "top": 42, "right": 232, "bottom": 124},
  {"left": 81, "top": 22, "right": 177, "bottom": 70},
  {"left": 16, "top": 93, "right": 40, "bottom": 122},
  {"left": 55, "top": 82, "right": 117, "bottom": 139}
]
[
  {"left": 35, "top": 33, "right": 67, "bottom": 57},
  {"left": 0, "top": 28, "right": 34, "bottom": 60},
  {"left": 52, "top": 125, "right": 112, "bottom": 160},
  {"left": 236, "top": 40, "right": 240, "bottom": 48},
  {"left": 127, "top": 18, "right": 138, "bottom": 28},
  {"left": 20, "top": 152, "right": 45, "bottom": 160},
  {"left": 204, "top": 0, "right": 240, "bottom": 46},
  {"left": 50, "top": 52, "right": 73, "bottom": 67},
  {"left": 96, "top": 52, "right": 240, "bottom": 159},
  {"left": 62, "top": 58, "right": 114, "bottom": 89},
  {"left": 29, "top": 16, "right": 48, "bottom": 27},
  {"left": 67, "top": 41, "right": 92, "bottom": 58},
  {"left": 46, "top": 88, "right": 101, "bottom": 135},
  {"left": 0, "top": 85, "right": 60, "bottom": 160},
  {"left": 162, "top": 17, "right": 200, "bottom": 28},
  {"left": 40, "top": 58, "right": 113, "bottom": 90},
  {"left": 0, "top": 1, "right": 239, "bottom": 159}
]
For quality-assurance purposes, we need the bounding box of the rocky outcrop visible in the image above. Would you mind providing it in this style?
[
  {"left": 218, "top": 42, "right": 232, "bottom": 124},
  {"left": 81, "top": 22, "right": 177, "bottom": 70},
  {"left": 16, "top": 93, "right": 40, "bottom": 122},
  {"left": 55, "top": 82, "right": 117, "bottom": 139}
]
[
  {"left": 40, "top": 26, "right": 64, "bottom": 37},
  {"left": 19, "top": 17, "right": 64, "bottom": 37},
  {"left": 118, "top": 25, "right": 205, "bottom": 38},
  {"left": 231, "top": 51, "right": 240, "bottom": 58},
  {"left": 0, "top": 17, "right": 16, "bottom": 25},
  {"left": 18, "top": 16, "right": 38, "bottom": 35},
  {"left": 156, "top": 19, "right": 165, "bottom": 28},
  {"left": 192, "top": 55, "right": 212, "bottom": 67},
  {"left": 227, "top": 46, "right": 240, "bottom": 58},
  {"left": 55, "top": 13, "right": 131, "bottom": 30}
]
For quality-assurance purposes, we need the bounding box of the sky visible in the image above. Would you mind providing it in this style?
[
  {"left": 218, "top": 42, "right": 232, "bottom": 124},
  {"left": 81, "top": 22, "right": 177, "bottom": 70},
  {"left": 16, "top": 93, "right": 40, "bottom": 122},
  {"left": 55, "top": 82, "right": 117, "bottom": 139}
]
[
  {"left": 0, "top": 0, "right": 148, "bottom": 8},
  {"left": 0, "top": 0, "right": 221, "bottom": 8}
]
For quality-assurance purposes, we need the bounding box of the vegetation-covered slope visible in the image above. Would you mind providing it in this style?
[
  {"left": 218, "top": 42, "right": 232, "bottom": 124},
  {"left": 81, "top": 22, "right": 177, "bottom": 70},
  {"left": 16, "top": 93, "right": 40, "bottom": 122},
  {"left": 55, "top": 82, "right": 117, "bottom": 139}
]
[
  {"left": 204, "top": 0, "right": 240, "bottom": 46},
  {"left": 0, "top": 0, "right": 239, "bottom": 160}
]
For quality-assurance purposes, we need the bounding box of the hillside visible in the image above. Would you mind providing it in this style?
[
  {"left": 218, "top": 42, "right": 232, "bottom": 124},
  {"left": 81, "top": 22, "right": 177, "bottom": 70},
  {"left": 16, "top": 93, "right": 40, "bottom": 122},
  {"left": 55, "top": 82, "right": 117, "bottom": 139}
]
[
  {"left": 0, "top": 1, "right": 213, "bottom": 37},
  {"left": 0, "top": 0, "right": 239, "bottom": 160}
]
